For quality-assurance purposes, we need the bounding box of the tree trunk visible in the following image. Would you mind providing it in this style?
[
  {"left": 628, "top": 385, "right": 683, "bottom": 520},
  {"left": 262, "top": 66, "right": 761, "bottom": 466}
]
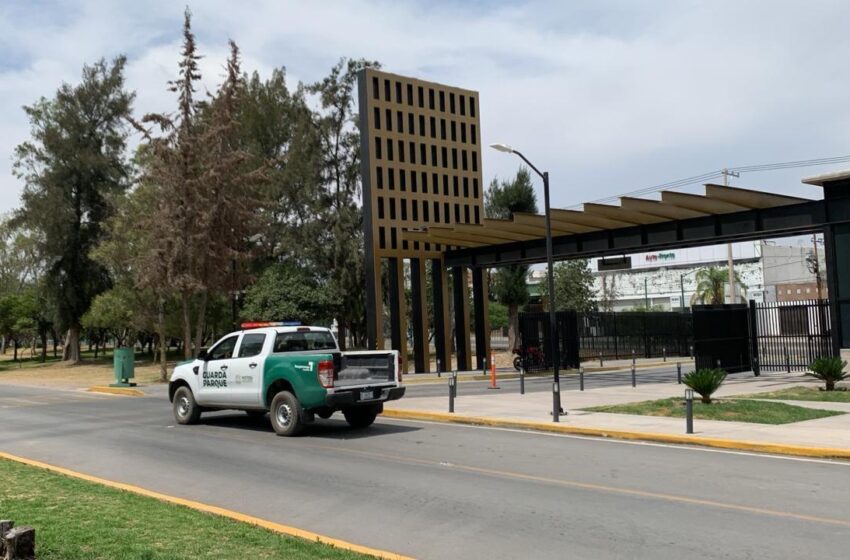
[
  {"left": 192, "top": 290, "right": 209, "bottom": 359},
  {"left": 13, "top": 339, "right": 18, "bottom": 361},
  {"left": 826, "top": 379, "right": 835, "bottom": 391},
  {"left": 507, "top": 304, "right": 519, "bottom": 351},
  {"left": 181, "top": 292, "right": 193, "bottom": 360},
  {"left": 337, "top": 321, "right": 347, "bottom": 351},
  {"left": 158, "top": 297, "right": 168, "bottom": 382},
  {"left": 62, "top": 325, "right": 81, "bottom": 363},
  {"left": 1, "top": 335, "right": 5, "bottom": 354},
  {"left": 40, "top": 331, "right": 47, "bottom": 363}
]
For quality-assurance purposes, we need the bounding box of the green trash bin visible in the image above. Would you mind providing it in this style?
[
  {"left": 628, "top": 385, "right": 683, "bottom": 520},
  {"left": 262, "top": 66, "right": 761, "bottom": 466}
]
[{"left": 111, "top": 347, "right": 136, "bottom": 387}]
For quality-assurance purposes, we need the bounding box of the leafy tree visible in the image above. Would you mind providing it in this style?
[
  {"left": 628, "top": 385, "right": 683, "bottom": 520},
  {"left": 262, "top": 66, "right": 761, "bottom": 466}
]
[
  {"left": 240, "top": 263, "right": 339, "bottom": 326},
  {"left": 598, "top": 272, "right": 619, "bottom": 312},
  {"left": 307, "top": 58, "right": 379, "bottom": 349},
  {"left": 0, "top": 217, "right": 42, "bottom": 294},
  {"left": 807, "top": 356, "right": 848, "bottom": 391},
  {"left": 694, "top": 266, "right": 746, "bottom": 305},
  {"left": 13, "top": 57, "right": 133, "bottom": 362},
  {"left": 488, "top": 301, "right": 509, "bottom": 332},
  {"left": 539, "top": 259, "right": 597, "bottom": 312},
  {"left": 486, "top": 168, "right": 538, "bottom": 350},
  {"left": 131, "top": 11, "right": 267, "bottom": 358},
  {"left": 81, "top": 286, "right": 141, "bottom": 348}
]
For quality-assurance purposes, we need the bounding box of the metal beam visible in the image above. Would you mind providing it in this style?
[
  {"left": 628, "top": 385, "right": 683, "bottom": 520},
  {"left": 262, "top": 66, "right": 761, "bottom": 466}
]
[
  {"left": 583, "top": 202, "right": 669, "bottom": 225},
  {"left": 661, "top": 191, "right": 749, "bottom": 214},
  {"left": 551, "top": 208, "right": 634, "bottom": 229},
  {"left": 705, "top": 184, "right": 809, "bottom": 209},
  {"left": 619, "top": 197, "right": 708, "bottom": 220},
  {"left": 512, "top": 212, "right": 595, "bottom": 234}
]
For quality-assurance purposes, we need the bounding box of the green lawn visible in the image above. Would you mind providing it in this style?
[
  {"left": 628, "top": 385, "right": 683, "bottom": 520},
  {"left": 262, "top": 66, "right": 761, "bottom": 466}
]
[
  {"left": 584, "top": 397, "right": 844, "bottom": 424},
  {"left": 742, "top": 386, "right": 850, "bottom": 403},
  {"left": 0, "top": 458, "right": 372, "bottom": 560}
]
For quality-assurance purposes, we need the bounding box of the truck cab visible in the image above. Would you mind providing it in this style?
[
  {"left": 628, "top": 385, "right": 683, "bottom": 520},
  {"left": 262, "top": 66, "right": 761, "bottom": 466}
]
[{"left": 168, "top": 323, "right": 405, "bottom": 436}]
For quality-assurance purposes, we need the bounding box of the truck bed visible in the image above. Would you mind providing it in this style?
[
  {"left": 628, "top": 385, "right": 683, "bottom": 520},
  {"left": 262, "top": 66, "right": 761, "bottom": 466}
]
[{"left": 335, "top": 351, "right": 397, "bottom": 387}]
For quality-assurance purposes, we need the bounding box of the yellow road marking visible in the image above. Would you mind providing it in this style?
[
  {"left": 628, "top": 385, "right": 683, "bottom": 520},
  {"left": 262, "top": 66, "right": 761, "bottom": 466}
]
[
  {"left": 0, "top": 451, "right": 414, "bottom": 560},
  {"left": 87, "top": 386, "right": 145, "bottom": 397},
  {"left": 382, "top": 408, "right": 850, "bottom": 459}
]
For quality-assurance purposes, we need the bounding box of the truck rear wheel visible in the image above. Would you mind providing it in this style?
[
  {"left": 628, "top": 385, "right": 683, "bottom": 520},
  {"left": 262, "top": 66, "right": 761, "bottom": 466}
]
[
  {"left": 173, "top": 386, "right": 201, "bottom": 425},
  {"left": 343, "top": 406, "right": 379, "bottom": 429},
  {"left": 270, "top": 391, "right": 303, "bottom": 437}
]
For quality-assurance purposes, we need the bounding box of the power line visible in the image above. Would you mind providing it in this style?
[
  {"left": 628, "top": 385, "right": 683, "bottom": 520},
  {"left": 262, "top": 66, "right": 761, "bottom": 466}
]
[{"left": 567, "top": 154, "right": 850, "bottom": 209}]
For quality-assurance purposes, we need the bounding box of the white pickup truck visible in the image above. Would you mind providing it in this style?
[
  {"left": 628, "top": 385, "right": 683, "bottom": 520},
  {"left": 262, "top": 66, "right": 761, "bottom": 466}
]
[{"left": 168, "top": 322, "right": 405, "bottom": 436}]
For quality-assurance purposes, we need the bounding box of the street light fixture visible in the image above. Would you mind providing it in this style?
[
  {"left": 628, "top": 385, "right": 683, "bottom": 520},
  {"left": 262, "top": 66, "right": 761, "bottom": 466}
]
[{"left": 489, "top": 143, "right": 563, "bottom": 421}]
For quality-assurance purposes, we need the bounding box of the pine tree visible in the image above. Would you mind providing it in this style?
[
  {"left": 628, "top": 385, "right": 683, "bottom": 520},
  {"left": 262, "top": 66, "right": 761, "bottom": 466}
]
[{"left": 13, "top": 57, "right": 133, "bottom": 362}]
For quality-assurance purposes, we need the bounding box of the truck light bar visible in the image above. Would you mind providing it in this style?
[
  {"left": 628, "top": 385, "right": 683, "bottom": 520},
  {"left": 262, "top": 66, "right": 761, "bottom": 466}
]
[{"left": 240, "top": 321, "right": 302, "bottom": 329}]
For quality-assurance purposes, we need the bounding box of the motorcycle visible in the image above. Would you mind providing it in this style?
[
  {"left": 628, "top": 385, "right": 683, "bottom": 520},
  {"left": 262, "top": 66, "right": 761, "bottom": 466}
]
[{"left": 512, "top": 345, "right": 545, "bottom": 371}]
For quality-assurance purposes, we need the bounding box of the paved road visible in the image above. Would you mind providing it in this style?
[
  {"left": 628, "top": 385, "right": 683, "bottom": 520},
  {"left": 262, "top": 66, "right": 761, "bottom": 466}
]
[
  {"left": 406, "top": 364, "right": 688, "bottom": 397},
  {"left": 2, "top": 384, "right": 850, "bottom": 559}
]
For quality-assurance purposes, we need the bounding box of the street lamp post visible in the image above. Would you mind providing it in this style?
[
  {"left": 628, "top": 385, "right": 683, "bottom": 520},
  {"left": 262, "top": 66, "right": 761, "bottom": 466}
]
[{"left": 490, "top": 143, "right": 562, "bottom": 421}]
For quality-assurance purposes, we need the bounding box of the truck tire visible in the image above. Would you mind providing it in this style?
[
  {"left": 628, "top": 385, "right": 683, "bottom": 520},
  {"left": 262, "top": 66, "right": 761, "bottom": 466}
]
[
  {"left": 173, "top": 386, "right": 201, "bottom": 425},
  {"left": 343, "top": 406, "right": 379, "bottom": 429},
  {"left": 270, "top": 391, "right": 303, "bottom": 437}
]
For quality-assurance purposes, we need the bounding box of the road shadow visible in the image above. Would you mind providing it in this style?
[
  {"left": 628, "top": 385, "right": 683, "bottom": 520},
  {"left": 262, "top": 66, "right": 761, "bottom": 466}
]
[{"left": 198, "top": 411, "right": 421, "bottom": 439}]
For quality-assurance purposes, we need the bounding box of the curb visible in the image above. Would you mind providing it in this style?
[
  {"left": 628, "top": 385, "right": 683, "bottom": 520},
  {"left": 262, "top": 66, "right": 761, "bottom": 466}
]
[
  {"left": 382, "top": 408, "right": 850, "bottom": 460},
  {"left": 0, "top": 451, "right": 413, "bottom": 560},
  {"left": 87, "top": 386, "right": 146, "bottom": 397}
]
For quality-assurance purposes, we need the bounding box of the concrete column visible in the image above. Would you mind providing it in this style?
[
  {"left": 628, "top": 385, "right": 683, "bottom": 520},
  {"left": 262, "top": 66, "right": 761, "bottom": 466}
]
[
  {"left": 472, "top": 267, "right": 491, "bottom": 370},
  {"left": 387, "top": 257, "right": 408, "bottom": 373},
  {"left": 410, "top": 258, "right": 430, "bottom": 373},
  {"left": 452, "top": 266, "right": 472, "bottom": 371},
  {"left": 431, "top": 258, "right": 452, "bottom": 372},
  {"left": 366, "top": 254, "right": 384, "bottom": 350}
]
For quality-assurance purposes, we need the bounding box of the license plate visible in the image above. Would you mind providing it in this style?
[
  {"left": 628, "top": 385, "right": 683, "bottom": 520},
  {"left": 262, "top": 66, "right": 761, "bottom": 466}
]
[{"left": 360, "top": 390, "right": 375, "bottom": 400}]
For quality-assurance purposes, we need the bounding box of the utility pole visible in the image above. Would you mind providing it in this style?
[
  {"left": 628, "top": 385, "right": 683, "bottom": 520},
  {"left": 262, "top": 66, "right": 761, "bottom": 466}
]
[
  {"left": 722, "top": 169, "right": 740, "bottom": 304},
  {"left": 812, "top": 233, "right": 824, "bottom": 300}
]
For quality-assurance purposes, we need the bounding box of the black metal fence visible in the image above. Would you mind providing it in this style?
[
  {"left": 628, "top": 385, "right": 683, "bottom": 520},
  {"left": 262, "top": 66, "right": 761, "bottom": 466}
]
[
  {"left": 752, "top": 299, "right": 832, "bottom": 372},
  {"left": 518, "top": 310, "right": 692, "bottom": 372},
  {"left": 692, "top": 304, "right": 752, "bottom": 373},
  {"left": 577, "top": 311, "right": 692, "bottom": 360},
  {"left": 517, "top": 311, "right": 581, "bottom": 373}
]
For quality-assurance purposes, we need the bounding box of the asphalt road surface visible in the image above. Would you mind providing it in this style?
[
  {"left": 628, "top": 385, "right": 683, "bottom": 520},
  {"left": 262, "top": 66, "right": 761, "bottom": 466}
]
[{"left": 2, "top": 384, "right": 850, "bottom": 559}]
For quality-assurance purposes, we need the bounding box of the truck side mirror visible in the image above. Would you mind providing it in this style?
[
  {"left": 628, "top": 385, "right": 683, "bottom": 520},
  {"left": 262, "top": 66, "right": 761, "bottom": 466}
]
[{"left": 197, "top": 349, "right": 208, "bottom": 361}]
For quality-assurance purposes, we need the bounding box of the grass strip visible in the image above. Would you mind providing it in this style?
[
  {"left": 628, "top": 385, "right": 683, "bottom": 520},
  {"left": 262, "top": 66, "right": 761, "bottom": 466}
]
[
  {"left": 741, "top": 386, "right": 850, "bottom": 403},
  {"left": 0, "top": 458, "right": 371, "bottom": 560},
  {"left": 584, "top": 397, "right": 844, "bottom": 424}
]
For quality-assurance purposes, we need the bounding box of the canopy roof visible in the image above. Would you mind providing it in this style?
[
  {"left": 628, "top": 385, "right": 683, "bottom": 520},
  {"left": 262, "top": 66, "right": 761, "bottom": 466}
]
[{"left": 402, "top": 184, "right": 810, "bottom": 250}]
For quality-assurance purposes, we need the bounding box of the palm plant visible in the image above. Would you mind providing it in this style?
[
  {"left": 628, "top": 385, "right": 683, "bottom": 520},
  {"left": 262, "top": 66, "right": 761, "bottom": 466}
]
[
  {"left": 694, "top": 267, "right": 746, "bottom": 305},
  {"left": 807, "top": 357, "right": 849, "bottom": 391},
  {"left": 683, "top": 368, "right": 727, "bottom": 403}
]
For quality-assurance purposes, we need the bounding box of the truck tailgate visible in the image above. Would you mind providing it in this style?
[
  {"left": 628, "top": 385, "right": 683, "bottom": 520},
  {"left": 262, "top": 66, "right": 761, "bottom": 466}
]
[{"left": 336, "top": 351, "right": 397, "bottom": 387}]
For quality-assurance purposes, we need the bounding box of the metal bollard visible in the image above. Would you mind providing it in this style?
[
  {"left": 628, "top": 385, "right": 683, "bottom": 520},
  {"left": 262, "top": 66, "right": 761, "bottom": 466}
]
[
  {"left": 663, "top": 347, "right": 667, "bottom": 362},
  {"left": 448, "top": 373, "right": 455, "bottom": 413},
  {"left": 599, "top": 351, "right": 603, "bottom": 367},
  {"left": 437, "top": 359, "right": 442, "bottom": 378},
  {"left": 552, "top": 381, "right": 562, "bottom": 422},
  {"left": 716, "top": 359, "right": 721, "bottom": 369},
  {"left": 632, "top": 349, "right": 636, "bottom": 366},
  {"left": 579, "top": 365, "right": 585, "bottom": 391},
  {"left": 631, "top": 363, "right": 636, "bottom": 387},
  {"left": 519, "top": 366, "right": 525, "bottom": 395},
  {"left": 677, "top": 362, "right": 682, "bottom": 384},
  {"left": 785, "top": 348, "right": 791, "bottom": 373},
  {"left": 690, "top": 345, "right": 694, "bottom": 359},
  {"left": 685, "top": 389, "right": 694, "bottom": 434}
]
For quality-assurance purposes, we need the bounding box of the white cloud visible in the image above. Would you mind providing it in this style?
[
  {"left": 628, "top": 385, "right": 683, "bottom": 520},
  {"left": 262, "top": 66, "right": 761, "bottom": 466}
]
[{"left": 2, "top": 0, "right": 849, "bottom": 214}]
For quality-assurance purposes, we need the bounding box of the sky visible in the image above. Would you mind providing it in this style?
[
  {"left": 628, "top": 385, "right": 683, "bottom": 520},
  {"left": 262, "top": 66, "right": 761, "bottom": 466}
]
[{"left": 2, "top": 0, "right": 850, "bottom": 215}]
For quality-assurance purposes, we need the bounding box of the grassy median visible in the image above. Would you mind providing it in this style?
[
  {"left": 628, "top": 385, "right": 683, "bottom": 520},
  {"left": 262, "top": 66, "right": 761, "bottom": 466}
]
[
  {"left": 0, "top": 458, "right": 371, "bottom": 560},
  {"left": 584, "top": 398, "right": 844, "bottom": 424},
  {"left": 742, "top": 386, "right": 850, "bottom": 403}
]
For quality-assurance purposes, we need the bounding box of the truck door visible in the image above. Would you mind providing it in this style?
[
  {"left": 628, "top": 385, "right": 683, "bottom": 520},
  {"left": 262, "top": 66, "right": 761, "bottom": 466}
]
[
  {"left": 197, "top": 334, "right": 239, "bottom": 406},
  {"left": 228, "top": 332, "right": 267, "bottom": 407}
]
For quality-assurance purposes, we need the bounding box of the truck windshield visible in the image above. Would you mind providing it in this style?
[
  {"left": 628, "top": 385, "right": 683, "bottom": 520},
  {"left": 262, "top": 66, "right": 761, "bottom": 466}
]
[{"left": 273, "top": 331, "right": 337, "bottom": 353}]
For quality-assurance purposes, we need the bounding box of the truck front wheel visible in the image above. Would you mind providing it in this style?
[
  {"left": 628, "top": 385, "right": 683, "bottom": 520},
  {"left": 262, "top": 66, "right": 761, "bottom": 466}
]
[
  {"left": 270, "top": 391, "right": 304, "bottom": 437},
  {"left": 173, "top": 386, "right": 201, "bottom": 425},
  {"left": 343, "top": 406, "right": 379, "bottom": 429}
]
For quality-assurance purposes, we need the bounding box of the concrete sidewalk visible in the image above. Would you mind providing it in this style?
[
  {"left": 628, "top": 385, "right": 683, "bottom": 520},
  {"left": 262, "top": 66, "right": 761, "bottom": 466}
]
[{"left": 386, "top": 373, "right": 850, "bottom": 456}]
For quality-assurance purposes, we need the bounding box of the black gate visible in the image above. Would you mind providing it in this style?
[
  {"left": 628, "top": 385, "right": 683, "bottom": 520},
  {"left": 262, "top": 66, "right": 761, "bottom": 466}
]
[
  {"left": 751, "top": 299, "right": 832, "bottom": 372},
  {"left": 577, "top": 311, "right": 692, "bottom": 360},
  {"left": 518, "top": 311, "right": 580, "bottom": 373},
  {"left": 692, "top": 304, "right": 751, "bottom": 373}
]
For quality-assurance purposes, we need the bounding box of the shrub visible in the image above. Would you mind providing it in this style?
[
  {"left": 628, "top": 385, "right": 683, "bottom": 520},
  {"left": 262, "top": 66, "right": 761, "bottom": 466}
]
[
  {"left": 807, "top": 357, "right": 849, "bottom": 391},
  {"left": 683, "top": 368, "right": 726, "bottom": 404}
]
